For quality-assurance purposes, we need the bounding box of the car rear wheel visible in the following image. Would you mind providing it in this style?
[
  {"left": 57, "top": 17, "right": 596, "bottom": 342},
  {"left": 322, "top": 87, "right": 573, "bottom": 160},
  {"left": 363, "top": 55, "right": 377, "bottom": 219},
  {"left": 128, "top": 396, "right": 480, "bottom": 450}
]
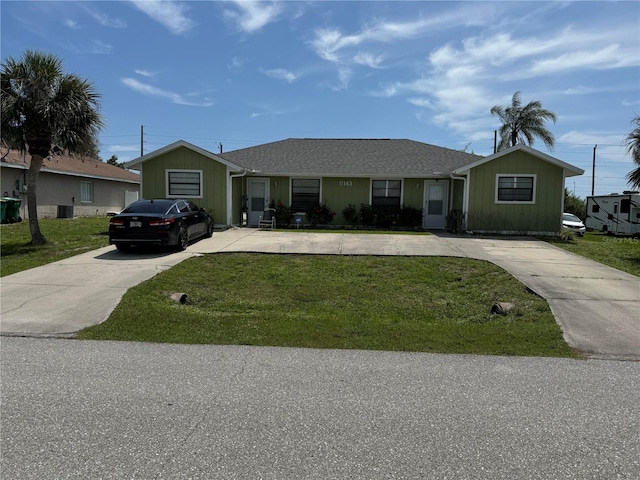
[
  {"left": 115, "top": 243, "right": 131, "bottom": 252},
  {"left": 206, "top": 222, "right": 214, "bottom": 238},
  {"left": 177, "top": 226, "right": 189, "bottom": 251}
]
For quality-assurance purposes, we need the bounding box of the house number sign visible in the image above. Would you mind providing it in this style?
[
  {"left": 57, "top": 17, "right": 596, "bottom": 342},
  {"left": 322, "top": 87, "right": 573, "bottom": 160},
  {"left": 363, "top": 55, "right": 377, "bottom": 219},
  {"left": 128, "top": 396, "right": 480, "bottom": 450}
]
[{"left": 338, "top": 180, "right": 353, "bottom": 187}]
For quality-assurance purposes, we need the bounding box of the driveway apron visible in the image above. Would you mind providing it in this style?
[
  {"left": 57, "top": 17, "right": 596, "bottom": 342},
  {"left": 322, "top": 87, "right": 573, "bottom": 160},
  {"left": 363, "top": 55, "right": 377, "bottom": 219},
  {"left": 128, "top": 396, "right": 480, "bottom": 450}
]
[{"left": 1, "top": 228, "right": 638, "bottom": 359}]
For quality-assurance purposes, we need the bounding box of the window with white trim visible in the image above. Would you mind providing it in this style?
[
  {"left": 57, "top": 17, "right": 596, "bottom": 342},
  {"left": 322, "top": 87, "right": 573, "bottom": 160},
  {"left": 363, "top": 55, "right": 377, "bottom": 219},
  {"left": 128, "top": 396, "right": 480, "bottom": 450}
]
[
  {"left": 80, "top": 181, "right": 93, "bottom": 203},
  {"left": 372, "top": 180, "right": 401, "bottom": 210},
  {"left": 166, "top": 170, "right": 203, "bottom": 198},
  {"left": 291, "top": 178, "right": 320, "bottom": 210},
  {"left": 496, "top": 175, "right": 536, "bottom": 203}
]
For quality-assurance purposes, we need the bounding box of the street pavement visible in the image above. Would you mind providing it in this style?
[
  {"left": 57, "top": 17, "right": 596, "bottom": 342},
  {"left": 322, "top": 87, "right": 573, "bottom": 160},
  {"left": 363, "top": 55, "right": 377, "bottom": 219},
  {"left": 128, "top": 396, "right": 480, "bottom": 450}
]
[
  {"left": 1, "top": 229, "right": 638, "bottom": 358},
  {"left": 1, "top": 337, "right": 639, "bottom": 479}
]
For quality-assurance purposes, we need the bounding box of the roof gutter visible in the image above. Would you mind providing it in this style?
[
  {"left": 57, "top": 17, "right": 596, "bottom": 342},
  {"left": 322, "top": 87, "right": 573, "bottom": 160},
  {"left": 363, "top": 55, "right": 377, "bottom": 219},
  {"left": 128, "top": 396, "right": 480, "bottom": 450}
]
[
  {"left": 450, "top": 173, "right": 468, "bottom": 229},
  {"left": 228, "top": 168, "right": 249, "bottom": 226}
]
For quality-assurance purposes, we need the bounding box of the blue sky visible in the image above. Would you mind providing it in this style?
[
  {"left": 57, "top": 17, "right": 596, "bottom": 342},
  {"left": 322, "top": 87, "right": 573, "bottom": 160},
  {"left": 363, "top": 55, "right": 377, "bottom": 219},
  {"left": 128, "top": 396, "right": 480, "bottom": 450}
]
[{"left": 2, "top": 0, "right": 639, "bottom": 199}]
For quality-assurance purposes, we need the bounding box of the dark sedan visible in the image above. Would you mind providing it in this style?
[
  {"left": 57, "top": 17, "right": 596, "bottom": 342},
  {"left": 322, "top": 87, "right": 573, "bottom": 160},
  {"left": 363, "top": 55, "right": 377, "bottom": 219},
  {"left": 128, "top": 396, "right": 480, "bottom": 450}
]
[{"left": 109, "top": 199, "right": 214, "bottom": 252}]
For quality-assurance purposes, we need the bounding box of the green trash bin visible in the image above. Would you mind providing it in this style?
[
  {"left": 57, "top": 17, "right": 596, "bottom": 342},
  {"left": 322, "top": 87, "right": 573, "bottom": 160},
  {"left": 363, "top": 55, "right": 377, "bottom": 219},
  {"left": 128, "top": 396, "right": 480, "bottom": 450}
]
[
  {"left": 2, "top": 197, "right": 22, "bottom": 223},
  {"left": 0, "top": 199, "right": 7, "bottom": 223}
]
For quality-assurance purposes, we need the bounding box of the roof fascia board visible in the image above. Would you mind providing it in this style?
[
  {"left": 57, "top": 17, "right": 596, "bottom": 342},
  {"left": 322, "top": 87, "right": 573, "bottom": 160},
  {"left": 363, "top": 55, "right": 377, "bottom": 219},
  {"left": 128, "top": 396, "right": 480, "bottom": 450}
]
[
  {"left": 125, "top": 140, "right": 244, "bottom": 171},
  {"left": 452, "top": 144, "right": 584, "bottom": 176},
  {"left": 2, "top": 162, "right": 140, "bottom": 183},
  {"left": 245, "top": 172, "right": 452, "bottom": 179}
]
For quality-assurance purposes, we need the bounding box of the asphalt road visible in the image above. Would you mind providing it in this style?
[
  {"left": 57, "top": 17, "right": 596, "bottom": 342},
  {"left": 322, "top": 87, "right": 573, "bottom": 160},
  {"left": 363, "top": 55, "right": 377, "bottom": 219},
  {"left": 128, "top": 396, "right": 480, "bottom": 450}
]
[{"left": 2, "top": 337, "right": 639, "bottom": 479}]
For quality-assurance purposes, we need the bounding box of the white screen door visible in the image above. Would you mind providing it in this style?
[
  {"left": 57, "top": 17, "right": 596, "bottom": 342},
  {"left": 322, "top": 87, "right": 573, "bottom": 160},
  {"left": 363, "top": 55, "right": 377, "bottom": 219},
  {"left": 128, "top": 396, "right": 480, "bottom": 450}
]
[
  {"left": 424, "top": 181, "right": 448, "bottom": 229},
  {"left": 247, "top": 178, "right": 269, "bottom": 226}
]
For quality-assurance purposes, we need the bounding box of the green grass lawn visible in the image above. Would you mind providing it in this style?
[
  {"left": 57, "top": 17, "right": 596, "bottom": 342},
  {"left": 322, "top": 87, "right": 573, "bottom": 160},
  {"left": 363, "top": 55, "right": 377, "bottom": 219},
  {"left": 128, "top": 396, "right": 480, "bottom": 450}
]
[
  {"left": 77, "top": 253, "right": 580, "bottom": 358},
  {"left": 547, "top": 231, "right": 640, "bottom": 277},
  {"left": 0, "top": 217, "right": 110, "bottom": 276}
]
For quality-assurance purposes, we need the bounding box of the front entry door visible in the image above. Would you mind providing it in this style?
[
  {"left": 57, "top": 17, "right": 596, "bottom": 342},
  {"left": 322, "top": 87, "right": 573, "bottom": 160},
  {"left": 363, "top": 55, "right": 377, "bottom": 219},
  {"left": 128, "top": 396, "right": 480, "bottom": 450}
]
[
  {"left": 247, "top": 178, "right": 270, "bottom": 226},
  {"left": 424, "top": 181, "right": 448, "bottom": 229}
]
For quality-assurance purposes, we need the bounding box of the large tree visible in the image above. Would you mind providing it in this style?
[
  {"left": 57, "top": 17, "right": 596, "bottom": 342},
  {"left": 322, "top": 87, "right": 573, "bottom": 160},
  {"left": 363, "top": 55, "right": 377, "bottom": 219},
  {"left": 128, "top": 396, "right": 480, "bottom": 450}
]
[
  {"left": 490, "top": 91, "right": 557, "bottom": 152},
  {"left": 1, "top": 50, "right": 103, "bottom": 245},
  {"left": 625, "top": 116, "right": 640, "bottom": 189}
]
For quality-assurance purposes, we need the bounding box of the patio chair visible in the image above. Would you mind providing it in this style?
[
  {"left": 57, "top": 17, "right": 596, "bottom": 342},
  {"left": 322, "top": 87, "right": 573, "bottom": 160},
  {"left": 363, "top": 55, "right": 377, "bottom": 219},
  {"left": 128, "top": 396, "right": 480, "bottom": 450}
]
[{"left": 258, "top": 208, "right": 276, "bottom": 229}]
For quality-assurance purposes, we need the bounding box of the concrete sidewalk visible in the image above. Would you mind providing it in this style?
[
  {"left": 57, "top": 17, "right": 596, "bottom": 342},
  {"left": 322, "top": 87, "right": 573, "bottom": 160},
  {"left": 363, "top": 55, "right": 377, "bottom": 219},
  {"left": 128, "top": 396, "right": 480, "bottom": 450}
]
[{"left": 1, "top": 228, "right": 638, "bottom": 359}]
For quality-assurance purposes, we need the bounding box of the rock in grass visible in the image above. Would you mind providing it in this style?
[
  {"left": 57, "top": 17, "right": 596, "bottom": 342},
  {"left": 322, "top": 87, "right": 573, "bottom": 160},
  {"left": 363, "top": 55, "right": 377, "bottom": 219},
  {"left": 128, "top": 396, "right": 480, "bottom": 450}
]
[{"left": 491, "top": 302, "right": 514, "bottom": 315}]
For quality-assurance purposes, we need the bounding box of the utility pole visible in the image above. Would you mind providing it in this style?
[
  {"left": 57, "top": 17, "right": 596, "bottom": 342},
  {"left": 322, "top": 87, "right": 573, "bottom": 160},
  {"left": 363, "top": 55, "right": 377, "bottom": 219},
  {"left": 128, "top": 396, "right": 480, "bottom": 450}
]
[
  {"left": 591, "top": 144, "right": 597, "bottom": 196},
  {"left": 493, "top": 131, "right": 497, "bottom": 154},
  {"left": 140, "top": 125, "right": 144, "bottom": 157}
]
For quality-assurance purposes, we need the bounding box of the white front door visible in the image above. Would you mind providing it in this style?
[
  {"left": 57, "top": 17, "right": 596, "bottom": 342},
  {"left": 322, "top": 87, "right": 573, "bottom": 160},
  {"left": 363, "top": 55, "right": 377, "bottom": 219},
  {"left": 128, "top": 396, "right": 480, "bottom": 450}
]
[
  {"left": 247, "top": 178, "right": 270, "bottom": 226},
  {"left": 424, "top": 181, "right": 448, "bottom": 229}
]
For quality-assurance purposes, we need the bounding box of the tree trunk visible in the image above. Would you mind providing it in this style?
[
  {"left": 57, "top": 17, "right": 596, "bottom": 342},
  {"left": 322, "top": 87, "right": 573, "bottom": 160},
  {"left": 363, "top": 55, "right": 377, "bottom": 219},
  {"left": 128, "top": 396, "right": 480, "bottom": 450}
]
[{"left": 26, "top": 154, "right": 47, "bottom": 245}]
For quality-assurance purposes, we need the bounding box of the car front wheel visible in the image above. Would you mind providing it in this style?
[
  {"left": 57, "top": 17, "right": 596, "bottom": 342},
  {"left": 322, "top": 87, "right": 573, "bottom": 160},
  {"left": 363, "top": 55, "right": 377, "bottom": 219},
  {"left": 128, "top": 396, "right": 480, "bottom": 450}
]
[
  {"left": 206, "top": 222, "right": 214, "bottom": 238},
  {"left": 177, "top": 226, "right": 189, "bottom": 251}
]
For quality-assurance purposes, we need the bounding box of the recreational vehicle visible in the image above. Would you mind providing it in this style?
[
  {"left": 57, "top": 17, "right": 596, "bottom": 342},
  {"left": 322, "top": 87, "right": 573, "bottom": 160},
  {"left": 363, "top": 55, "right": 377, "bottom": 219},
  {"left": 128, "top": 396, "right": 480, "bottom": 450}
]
[{"left": 585, "top": 191, "right": 640, "bottom": 236}]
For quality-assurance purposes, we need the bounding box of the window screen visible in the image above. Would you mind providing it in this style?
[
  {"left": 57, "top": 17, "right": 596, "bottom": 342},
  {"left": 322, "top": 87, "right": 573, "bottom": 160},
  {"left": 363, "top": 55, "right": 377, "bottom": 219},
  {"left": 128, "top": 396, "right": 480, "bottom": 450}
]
[
  {"left": 167, "top": 171, "right": 201, "bottom": 197},
  {"left": 497, "top": 176, "right": 534, "bottom": 202},
  {"left": 80, "top": 182, "right": 93, "bottom": 203},
  {"left": 291, "top": 179, "right": 320, "bottom": 210},
  {"left": 372, "top": 180, "right": 401, "bottom": 209}
]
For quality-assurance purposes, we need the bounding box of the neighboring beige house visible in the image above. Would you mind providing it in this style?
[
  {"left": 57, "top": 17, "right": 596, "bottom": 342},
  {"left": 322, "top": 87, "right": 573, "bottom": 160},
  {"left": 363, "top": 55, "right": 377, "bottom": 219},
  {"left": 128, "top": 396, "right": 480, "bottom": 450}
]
[{"left": 1, "top": 149, "right": 140, "bottom": 219}]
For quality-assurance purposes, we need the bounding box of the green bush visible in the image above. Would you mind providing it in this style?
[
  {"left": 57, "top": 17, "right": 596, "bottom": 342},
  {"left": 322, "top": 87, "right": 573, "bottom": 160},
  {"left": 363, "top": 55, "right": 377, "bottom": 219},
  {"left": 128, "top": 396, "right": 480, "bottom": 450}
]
[
  {"left": 398, "top": 204, "right": 423, "bottom": 227},
  {"left": 305, "top": 203, "right": 336, "bottom": 226},
  {"left": 274, "top": 201, "right": 294, "bottom": 227},
  {"left": 359, "top": 203, "right": 423, "bottom": 228},
  {"left": 446, "top": 209, "right": 465, "bottom": 233},
  {"left": 342, "top": 204, "right": 359, "bottom": 225},
  {"left": 359, "top": 204, "right": 376, "bottom": 226}
]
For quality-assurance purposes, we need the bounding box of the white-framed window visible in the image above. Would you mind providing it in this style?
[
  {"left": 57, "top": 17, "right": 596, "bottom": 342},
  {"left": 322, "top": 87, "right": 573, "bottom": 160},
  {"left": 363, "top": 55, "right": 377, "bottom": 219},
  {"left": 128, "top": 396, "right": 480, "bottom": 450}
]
[
  {"left": 80, "top": 181, "right": 93, "bottom": 203},
  {"left": 372, "top": 179, "right": 402, "bottom": 210},
  {"left": 291, "top": 178, "right": 320, "bottom": 210},
  {"left": 495, "top": 174, "right": 536, "bottom": 204},
  {"left": 166, "top": 169, "right": 203, "bottom": 198}
]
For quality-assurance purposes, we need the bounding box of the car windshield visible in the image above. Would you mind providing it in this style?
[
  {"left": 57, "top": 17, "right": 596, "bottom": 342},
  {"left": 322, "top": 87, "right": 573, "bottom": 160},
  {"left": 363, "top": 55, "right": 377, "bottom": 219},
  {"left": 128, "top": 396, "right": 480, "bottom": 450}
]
[
  {"left": 123, "top": 200, "right": 173, "bottom": 214},
  {"left": 563, "top": 213, "right": 581, "bottom": 222}
]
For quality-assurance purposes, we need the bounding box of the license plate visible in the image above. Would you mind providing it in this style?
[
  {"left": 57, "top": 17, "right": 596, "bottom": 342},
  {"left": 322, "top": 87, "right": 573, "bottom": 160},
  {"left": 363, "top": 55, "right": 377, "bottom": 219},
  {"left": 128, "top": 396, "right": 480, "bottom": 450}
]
[{"left": 130, "top": 221, "right": 142, "bottom": 228}]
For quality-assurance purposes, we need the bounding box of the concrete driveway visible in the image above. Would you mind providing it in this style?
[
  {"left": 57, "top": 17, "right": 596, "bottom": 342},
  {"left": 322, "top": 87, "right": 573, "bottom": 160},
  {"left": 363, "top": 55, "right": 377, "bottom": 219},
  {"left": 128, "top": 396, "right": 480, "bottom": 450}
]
[{"left": 1, "top": 228, "right": 638, "bottom": 359}]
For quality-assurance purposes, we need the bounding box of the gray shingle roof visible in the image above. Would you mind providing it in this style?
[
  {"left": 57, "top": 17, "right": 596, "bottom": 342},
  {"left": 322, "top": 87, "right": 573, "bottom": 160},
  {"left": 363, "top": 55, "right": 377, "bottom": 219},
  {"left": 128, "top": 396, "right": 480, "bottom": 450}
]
[{"left": 219, "top": 138, "right": 482, "bottom": 177}]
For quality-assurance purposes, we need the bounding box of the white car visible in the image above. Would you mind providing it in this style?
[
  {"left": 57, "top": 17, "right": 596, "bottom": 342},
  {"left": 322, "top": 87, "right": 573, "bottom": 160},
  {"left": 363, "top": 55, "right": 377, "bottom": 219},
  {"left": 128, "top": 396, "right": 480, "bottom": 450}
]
[{"left": 562, "top": 213, "right": 586, "bottom": 236}]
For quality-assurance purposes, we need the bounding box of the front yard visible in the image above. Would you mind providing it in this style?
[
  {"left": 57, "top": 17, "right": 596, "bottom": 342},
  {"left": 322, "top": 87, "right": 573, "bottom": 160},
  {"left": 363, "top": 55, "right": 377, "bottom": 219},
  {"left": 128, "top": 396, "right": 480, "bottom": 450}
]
[
  {"left": 547, "top": 231, "right": 639, "bottom": 277},
  {"left": 77, "top": 253, "right": 579, "bottom": 358}
]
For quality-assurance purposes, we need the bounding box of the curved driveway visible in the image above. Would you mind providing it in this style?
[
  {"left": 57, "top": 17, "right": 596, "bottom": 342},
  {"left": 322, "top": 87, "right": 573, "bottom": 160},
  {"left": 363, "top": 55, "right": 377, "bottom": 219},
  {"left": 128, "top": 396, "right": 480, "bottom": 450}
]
[{"left": 1, "top": 229, "right": 638, "bottom": 359}]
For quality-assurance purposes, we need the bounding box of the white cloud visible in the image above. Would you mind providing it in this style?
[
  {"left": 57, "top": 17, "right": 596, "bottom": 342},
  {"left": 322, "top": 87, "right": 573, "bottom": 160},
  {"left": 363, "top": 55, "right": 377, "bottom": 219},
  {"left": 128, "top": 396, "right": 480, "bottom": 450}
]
[
  {"left": 354, "top": 52, "right": 384, "bottom": 69},
  {"left": 223, "top": 0, "right": 283, "bottom": 34},
  {"left": 64, "top": 19, "right": 79, "bottom": 29},
  {"left": 130, "top": 0, "right": 194, "bottom": 35},
  {"left": 336, "top": 67, "right": 352, "bottom": 90},
  {"left": 408, "top": 98, "right": 434, "bottom": 109},
  {"left": 135, "top": 69, "right": 156, "bottom": 78},
  {"left": 263, "top": 68, "right": 298, "bottom": 83},
  {"left": 531, "top": 45, "right": 637, "bottom": 75},
  {"left": 109, "top": 145, "right": 139, "bottom": 153},
  {"left": 310, "top": 7, "right": 491, "bottom": 63},
  {"left": 66, "top": 39, "right": 113, "bottom": 55},
  {"left": 228, "top": 56, "right": 245, "bottom": 72},
  {"left": 91, "top": 40, "right": 113, "bottom": 54},
  {"left": 83, "top": 6, "right": 127, "bottom": 28},
  {"left": 121, "top": 78, "right": 213, "bottom": 107}
]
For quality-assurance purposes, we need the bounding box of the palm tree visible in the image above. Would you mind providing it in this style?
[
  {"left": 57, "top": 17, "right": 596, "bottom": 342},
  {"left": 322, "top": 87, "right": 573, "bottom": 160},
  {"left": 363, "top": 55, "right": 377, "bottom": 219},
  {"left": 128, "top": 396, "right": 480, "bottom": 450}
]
[
  {"left": 490, "top": 91, "right": 557, "bottom": 152},
  {"left": 1, "top": 50, "right": 103, "bottom": 244},
  {"left": 625, "top": 116, "right": 640, "bottom": 189}
]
